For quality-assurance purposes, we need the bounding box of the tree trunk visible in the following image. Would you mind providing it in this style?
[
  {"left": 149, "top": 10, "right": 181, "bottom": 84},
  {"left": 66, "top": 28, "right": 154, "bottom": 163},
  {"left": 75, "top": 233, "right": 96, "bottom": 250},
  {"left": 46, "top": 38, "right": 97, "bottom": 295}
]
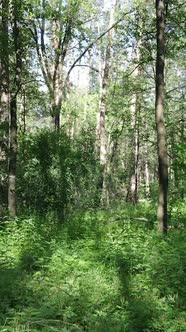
[
  {"left": 155, "top": 0, "right": 168, "bottom": 233},
  {"left": 8, "top": 1, "right": 22, "bottom": 217},
  {"left": 0, "top": 0, "right": 9, "bottom": 209},
  {"left": 22, "top": 87, "right": 26, "bottom": 133},
  {"left": 52, "top": 61, "right": 63, "bottom": 131},
  {"left": 126, "top": 35, "right": 142, "bottom": 204},
  {"left": 96, "top": 0, "right": 117, "bottom": 205},
  {"left": 145, "top": 144, "right": 150, "bottom": 199},
  {"left": 8, "top": 98, "right": 17, "bottom": 217},
  {"left": 180, "top": 95, "right": 185, "bottom": 199},
  {"left": 33, "top": 0, "right": 72, "bottom": 131},
  {"left": 127, "top": 93, "right": 140, "bottom": 204}
]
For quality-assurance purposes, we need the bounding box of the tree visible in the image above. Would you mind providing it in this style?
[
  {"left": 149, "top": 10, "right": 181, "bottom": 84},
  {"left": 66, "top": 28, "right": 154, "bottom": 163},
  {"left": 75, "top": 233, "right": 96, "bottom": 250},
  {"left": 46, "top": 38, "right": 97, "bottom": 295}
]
[
  {"left": 0, "top": 0, "right": 9, "bottom": 210},
  {"left": 8, "top": 0, "right": 23, "bottom": 217},
  {"left": 96, "top": 0, "right": 118, "bottom": 205},
  {"left": 30, "top": 0, "right": 93, "bottom": 131},
  {"left": 155, "top": 0, "right": 168, "bottom": 233},
  {"left": 126, "top": 37, "right": 141, "bottom": 204}
]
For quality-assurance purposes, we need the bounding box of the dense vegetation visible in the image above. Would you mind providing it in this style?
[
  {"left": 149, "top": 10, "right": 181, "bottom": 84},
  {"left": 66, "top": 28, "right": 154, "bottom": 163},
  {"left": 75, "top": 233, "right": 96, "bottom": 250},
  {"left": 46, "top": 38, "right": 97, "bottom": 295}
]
[
  {"left": 0, "top": 0, "right": 185, "bottom": 331},
  {"left": 0, "top": 201, "right": 186, "bottom": 331}
]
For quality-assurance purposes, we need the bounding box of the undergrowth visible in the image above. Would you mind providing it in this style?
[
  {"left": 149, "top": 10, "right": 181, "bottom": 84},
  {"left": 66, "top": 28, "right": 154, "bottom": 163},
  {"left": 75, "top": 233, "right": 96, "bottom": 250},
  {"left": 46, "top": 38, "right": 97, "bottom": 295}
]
[{"left": 0, "top": 200, "right": 186, "bottom": 331}]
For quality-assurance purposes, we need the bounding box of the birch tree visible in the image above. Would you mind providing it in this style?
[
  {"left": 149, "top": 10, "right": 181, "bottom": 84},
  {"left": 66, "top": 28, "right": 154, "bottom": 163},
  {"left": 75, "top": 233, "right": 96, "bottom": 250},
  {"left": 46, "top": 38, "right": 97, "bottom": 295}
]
[
  {"left": 96, "top": 0, "right": 117, "bottom": 205},
  {"left": 31, "top": 0, "right": 91, "bottom": 131}
]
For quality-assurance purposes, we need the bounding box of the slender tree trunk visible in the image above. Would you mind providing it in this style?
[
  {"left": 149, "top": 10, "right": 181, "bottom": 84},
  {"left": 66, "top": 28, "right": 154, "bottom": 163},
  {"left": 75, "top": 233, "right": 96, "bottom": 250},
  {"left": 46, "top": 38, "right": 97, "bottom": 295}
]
[
  {"left": 0, "top": 0, "right": 9, "bottom": 209},
  {"left": 96, "top": 0, "right": 117, "bottom": 205},
  {"left": 155, "top": 0, "right": 168, "bottom": 233},
  {"left": 23, "top": 87, "right": 26, "bottom": 133},
  {"left": 126, "top": 93, "right": 140, "bottom": 204},
  {"left": 144, "top": 144, "right": 150, "bottom": 198},
  {"left": 52, "top": 63, "right": 63, "bottom": 131},
  {"left": 51, "top": 101, "right": 61, "bottom": 131},
  {"left": 126, "top": 35, "right": 142, "bottom": 204},
  {"left": 8, "top": 97, "right": 17, "bottom": 217},
  {"left": 8, "top": 1, "right": 22, "bottom": 217},
  {"left": 180, "top": 94, "right": 185, "bottom": 199}
]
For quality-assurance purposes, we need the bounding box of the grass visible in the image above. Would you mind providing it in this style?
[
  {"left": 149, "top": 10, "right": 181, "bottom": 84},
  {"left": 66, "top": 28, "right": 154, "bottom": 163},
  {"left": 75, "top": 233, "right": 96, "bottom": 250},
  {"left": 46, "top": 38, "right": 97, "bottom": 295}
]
[{"left": 0, "top": 200, "right": 186, "bottom": 331}]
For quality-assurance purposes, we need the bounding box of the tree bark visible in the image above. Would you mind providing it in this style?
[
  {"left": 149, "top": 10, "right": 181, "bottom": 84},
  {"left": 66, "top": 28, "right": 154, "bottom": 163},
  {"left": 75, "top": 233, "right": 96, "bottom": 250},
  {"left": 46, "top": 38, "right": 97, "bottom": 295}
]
[
  {"left": 155, "top": 0, "right": 168, "bottom": 233},
  {"left": 8, "top": 97, "right": 17, "bottom": 217},
  {"left": 144, "top": 144, "right": 150, "bottom": 199},
  {"left": 8, "top": 1, "right": 22, "bottom": 217},
  {"left": 180, "top": 93, "right": 185, "bottom": 199},
  {"left": 126, "top": 93, "right": 140, "bottom": 204},
  {"left": 0, "top": 0, "right": 9, "bottom": 209},
  {"left": 96, "top": 0, "right": 117, "bottom": 205},
  {"left": 126, "top": 35, "right": 142, "bottom": 204}
]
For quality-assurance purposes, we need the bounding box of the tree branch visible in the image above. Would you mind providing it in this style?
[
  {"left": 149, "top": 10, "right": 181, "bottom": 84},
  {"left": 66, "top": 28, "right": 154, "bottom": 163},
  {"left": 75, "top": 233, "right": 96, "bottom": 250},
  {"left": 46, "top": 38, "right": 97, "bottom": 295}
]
[
  {"left": 73, "top": 64, "right": 99, "bottom": 73},
  {"left": 32, "top": 23, "right": 53, "bottom": 94},
  {"left": 66, "top": 10, "right": 134, "bottom": 82},
  {"left": 10, "top": 79, "right": 41, "bottom": 101}
]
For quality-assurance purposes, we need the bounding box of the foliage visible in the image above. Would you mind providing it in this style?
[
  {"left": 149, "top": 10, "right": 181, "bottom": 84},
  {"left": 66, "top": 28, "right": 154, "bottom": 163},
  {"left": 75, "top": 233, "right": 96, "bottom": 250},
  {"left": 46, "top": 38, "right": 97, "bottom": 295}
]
[
  {"left": 0, "top": 0, "right": 185, "bottom": 330},
  {"left": 0, "top": 201, "right": 186, "bottom": 331},
  {"left": 17, "top": 128, "right": 100, "bottom": 217}
]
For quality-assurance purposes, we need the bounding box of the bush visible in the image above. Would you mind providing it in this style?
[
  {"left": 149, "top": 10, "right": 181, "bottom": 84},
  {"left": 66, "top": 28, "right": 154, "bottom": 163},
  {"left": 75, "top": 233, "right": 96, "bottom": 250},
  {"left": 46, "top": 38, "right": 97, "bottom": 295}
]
[{"left": 17, "top": 129, "right": 100, "bottom": 218}]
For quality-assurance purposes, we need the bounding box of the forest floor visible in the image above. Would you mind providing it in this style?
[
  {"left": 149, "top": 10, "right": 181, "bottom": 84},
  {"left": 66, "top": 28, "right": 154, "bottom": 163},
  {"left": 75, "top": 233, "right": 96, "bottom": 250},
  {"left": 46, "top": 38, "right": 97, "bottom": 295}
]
[{"left": 0, "top": 200, "right": 186, "bottom": 332}]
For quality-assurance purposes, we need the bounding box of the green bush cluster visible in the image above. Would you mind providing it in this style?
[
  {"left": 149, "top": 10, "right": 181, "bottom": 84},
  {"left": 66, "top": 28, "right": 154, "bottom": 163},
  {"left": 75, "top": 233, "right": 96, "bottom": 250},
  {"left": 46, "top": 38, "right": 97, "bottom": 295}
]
[
  {"left": 17, "top": 129, "right": 100, "bottom": 217},
  {"left": 0, "top": 201, "right": 186, "bottom": 331}
]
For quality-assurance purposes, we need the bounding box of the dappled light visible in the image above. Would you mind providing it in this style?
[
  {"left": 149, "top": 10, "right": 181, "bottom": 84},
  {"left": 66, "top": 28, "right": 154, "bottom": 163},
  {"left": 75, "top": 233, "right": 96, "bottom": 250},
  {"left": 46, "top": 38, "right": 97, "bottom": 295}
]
[
  {"left": 0, "top": 0, "right": 185, "bottom": 331},
  {"left": 0, "top": 202, "right": 186, "bottom": 331}
]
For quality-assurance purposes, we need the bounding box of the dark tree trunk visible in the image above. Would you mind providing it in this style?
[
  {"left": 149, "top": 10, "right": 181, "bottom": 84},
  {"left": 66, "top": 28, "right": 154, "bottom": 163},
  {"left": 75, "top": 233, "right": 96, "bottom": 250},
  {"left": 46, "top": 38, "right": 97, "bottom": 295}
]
[
  {"left": 8, "top": 1, "right": 22, "bottom": 217},
  {"left": 144, "top": 143, "right": 150, "bottom": 199},
  {"left": 180, "top": 98, "right": 185, "bottom": 199},
  {"left": 55, "top": 113, "right": 60, "bottom": 131},
  {"left": 155, "top": 0, "right": 168, "bottom": 233},
  {"left": 22, "top": 87, "right": 26, "bottom": 133},
  {"left": 8, "top": 98, "right": 17, "bottom": 217},
  {"left": 0, "top": 0, "right": 9, "bottom": 209}
]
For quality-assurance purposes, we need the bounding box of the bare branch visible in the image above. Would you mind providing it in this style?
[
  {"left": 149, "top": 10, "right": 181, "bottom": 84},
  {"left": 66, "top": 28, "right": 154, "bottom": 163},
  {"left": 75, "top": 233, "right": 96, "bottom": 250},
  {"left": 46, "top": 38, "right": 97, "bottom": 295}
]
[
  {"left": 66, "top": 10, "right": 135, "bottom": 82},
  {"left": 73, "top": 64, "right": 99, "bottom": 73},
  {"left": 10, "top": 79, "right": 41, "bottom": 101},
  {"left": 32, "top": 23, "right": 53, "bottom": 94}
]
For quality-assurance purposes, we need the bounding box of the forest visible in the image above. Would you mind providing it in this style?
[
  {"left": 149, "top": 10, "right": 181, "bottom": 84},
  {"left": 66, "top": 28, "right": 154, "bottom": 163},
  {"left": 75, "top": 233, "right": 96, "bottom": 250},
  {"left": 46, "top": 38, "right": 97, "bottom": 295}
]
[{"left": 0, "top": 0, "right": 185, "bottom": 331}]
